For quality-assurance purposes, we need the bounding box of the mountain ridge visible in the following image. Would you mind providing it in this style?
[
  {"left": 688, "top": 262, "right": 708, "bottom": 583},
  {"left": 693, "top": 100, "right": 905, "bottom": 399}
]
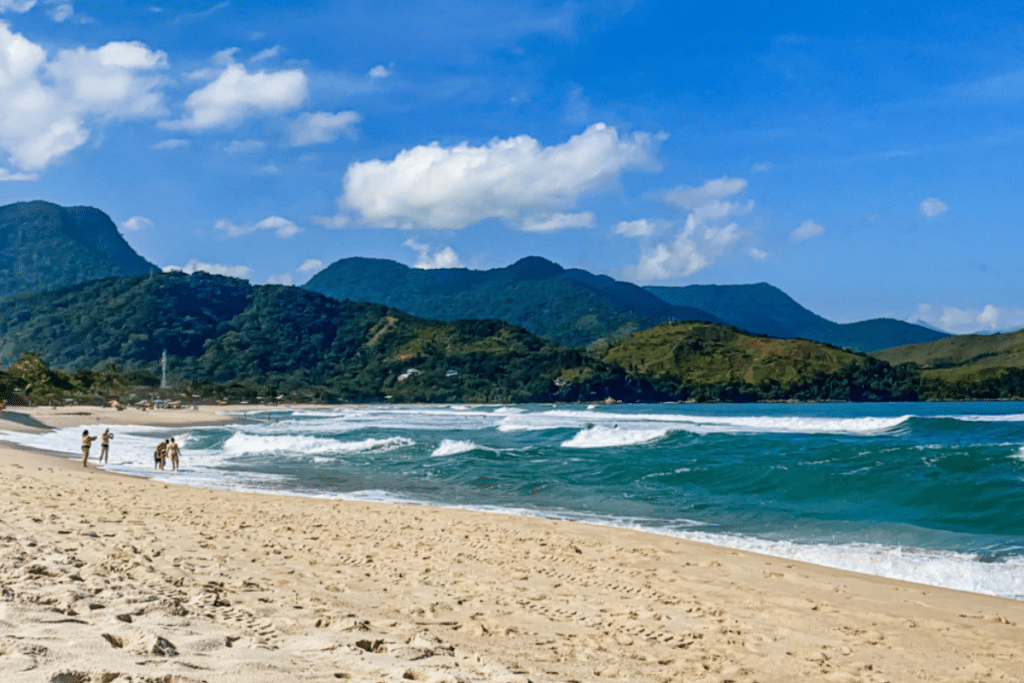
[
  {"left": 646, "top": 282, "right": 950, "bottom": 352},
  {"left": 305, "top": 256, "right": 950, "bottom": 352},
  {"left": 0, "top": 200, "right": 157, "bottom": 299},
  {"left": 304, "top": 256, "right": 721, "bottom": 349}
]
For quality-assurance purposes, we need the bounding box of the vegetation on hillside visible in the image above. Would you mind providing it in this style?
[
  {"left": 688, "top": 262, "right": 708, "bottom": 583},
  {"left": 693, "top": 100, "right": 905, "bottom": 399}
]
[
  {"left": 602, "top": 323, "right": 921, "bottom": 402},
  {"left": 0, "top": 272, "right": 651, "bottom": 404},
  {"left": 0, "top": 270, "right": 1017, "bottom": 405},
  {"left": 873, "top": 329, "right": 1024, "bottom": 400},
  {"left": 304, "top": 256, "right": 718, "bottom": 349},
  {"left": 0, "top": 200, "right": 156, "bottom": 299},
  {"left": 646, "top": 282, "right": 949, "bottom": 352}
]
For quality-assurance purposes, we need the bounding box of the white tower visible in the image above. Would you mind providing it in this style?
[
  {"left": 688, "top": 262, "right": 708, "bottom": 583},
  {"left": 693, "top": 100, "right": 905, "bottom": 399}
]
[{"left": 161, "top": 350, "right": 167, "bottom": 389}]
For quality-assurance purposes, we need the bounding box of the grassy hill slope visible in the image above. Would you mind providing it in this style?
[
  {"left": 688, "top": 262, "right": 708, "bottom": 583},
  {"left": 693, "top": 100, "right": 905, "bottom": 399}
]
[
  {"left": 872, "top": 329, "right": 1024, "bottom": 391},
  {"left": 602, "top": 322, "right": 920, "bottom": 401}
]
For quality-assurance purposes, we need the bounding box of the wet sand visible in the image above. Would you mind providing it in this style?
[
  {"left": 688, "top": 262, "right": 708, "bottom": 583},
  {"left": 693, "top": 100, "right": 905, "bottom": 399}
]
[{"left": 1, "top": 405, "right": 1022, "bottom": 682}]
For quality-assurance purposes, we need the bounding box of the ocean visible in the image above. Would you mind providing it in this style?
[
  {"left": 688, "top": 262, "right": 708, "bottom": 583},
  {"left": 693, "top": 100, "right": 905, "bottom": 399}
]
[{"left": 5, "top": 401, "right": 1024, "bottom": 601}]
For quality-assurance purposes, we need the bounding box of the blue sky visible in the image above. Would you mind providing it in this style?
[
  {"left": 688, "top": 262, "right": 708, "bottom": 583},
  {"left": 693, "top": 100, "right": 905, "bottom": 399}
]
[{"left": 0, "top": 0, "right": 1022, "bottom": 333}]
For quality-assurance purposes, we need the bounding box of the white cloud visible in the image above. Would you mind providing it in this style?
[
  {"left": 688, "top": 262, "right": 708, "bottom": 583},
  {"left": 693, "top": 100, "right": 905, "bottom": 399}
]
[
  {"left": 121, "top": 215, "right": 152, "bottom": 232},
  {"left": 215, "top": 215, "right": 300, "bottom": 238},
  {"left": 663, "top": 176, "right": 753, "bottom": 224},
  {"left": 343, "top": 123, "right": 659, "bottom": 230},
  {"left": 297, "top": 258, "right": 323, "bottom": 274},
  {"left": 368, "top": 64, "right": 390, "bottom": 79},
  {"left": 0, "top": 1, "right": 35, "bottom": 13},
  {"left": 258, "top": 164, "right": 279, "bottom": 174},
  {"left": 790, "top": 219, "right": 824, "bottom": 241},
  {"left": 250, "top": 45, "right": 281, "bottom": 63},
  {"left": 631, "top": 221, "right": 742, "bottom": 281},
  {"left": 910, "top": 303, "right": 1024, "bottom": 334},
  {"left": 163, "top": 260, "right": 252, "bottom": 279},
  {"left": 0, "top": 167, "right": 36, "bottom": 180},
  {"left": 615, "top": 218, "right": 655, "bottom": 237},
  {"left": 747, "top": 246, "right": 768, "bottom": 260},
  {"left": 289, "top": 110, "right": 360, "bottom": 146},
  {"left": 224, "top": 139, "right": 264, "bottom": 154},
  {"left": 628, "top": 176, "right": 751, "bottom": 281},
  {"left": 404, "top": 238, "right": 464, "bottom": 269},
  {"left": 751, "top": 162, "right": 773, "bottom": 172},
  {"left": 164, "top": 55, "right": 307, "bottom": 130},
  {"left": 0, "top": 23, "right": 168, "bottom": 171},
  {"left": 48, "top": 2, "right": 72, "bottom": 21},
  {"left": 520, "top": 211, "right": 593, "bottom": 233},
  {"left": 266, "top": 272, "right": 293, "bottom": 285},
  {"left": 151, "top": 138, "right": 187, "bottom": 150},
  {"left": 920, "top": 197, "right": 948, "bottom": 217},
  {"left": 311, "top": 214, "right": 349, "bottom": 229}
]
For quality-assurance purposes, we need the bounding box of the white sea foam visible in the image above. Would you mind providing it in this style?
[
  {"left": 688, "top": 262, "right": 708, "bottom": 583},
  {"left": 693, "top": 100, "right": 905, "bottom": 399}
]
[
  {"left": 431, "top": 439, "right": 481, "bottom": 457},
  {"left": 946, "top": 413, "right": 1024, "bottom": 423},
  {"left": 222, "top": 433, "right": 413, "bottom": 456},
  {"left": 497, "top": 409, "right": 911, "bottom": 436},
  {"left": 661, "top": 530, "right": 1024, "bottom": 601},
  {"left": 561, "top": 425, "right": 669, "bottom": 449}
]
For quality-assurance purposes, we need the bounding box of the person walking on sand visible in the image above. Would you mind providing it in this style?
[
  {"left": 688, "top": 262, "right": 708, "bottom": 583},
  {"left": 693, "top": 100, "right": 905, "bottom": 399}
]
[
  {"left": 154, "top": 440, "right": 168, "bottom": 470},
  {"left": 167, "top": 437, "right": 180, "bottom": 472},
  {"left": 99, "top": 428, "right": 113, "bottom": 463},
  {"left": 81, "top": 429, "right": 97, "bottom": 468}
]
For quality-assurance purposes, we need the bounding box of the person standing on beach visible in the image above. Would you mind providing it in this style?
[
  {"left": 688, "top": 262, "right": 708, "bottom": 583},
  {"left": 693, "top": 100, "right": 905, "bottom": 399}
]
[
  {"left": 81, "top": 430, "right": 97, "bottom": 468},
  {"left": 99, "top": 428, "right": 113, "bottom": 463},
  {"left": 168, "top": 437, "right": 180, "bottom": 472},
  {"left": 154, "top": 440, "right": 167, "bottom": 470}
]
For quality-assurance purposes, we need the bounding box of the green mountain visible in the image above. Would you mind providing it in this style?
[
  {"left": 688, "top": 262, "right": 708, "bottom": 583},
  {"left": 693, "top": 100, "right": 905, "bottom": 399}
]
[
  {"left": 0, "top": 270, "right": 931, "bottom": 404},
  {"left": 870, "top": 330, "right": 1024, "bottom": 400},
  {"left": 0, "top": 200, "right": 157, "bottom": 298},
  {"left": 601, "top": 322, "right": 921, "bottom": 402},
  {"left": 645, "top": 283, "right": 949, "bottom": 352},
  {"left": 872, "top": 329, "right": 1024, "bottom": 381},
  {"left": 303, "top": 256, "right": 721, "bottom": 349},
  {"left": 0, "top": 271, "right": 641, "bottom": 404}
]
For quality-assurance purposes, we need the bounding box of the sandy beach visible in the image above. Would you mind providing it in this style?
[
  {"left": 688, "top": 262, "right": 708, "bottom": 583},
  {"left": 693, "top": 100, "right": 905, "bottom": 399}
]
[{"left": 0, "top": 406, "right": 1022, "bottom": 682}]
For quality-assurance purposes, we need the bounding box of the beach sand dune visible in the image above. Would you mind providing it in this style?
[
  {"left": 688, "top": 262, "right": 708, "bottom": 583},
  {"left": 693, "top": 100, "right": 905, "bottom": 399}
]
[{"left": 1, "top": 407, "right": 1022, "bottom": 682}]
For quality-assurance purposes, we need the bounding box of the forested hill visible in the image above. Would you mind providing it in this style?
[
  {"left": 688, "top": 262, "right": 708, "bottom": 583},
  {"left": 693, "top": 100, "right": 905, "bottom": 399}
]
[
  {"left": 645, "top": 283, "right": 949, "bottom": 352},
  {"left": 872, "top": 329, "right": 1024, "bottom": 399},
  {"left": 600, "top": 322, "right": 921, "bottom": 401},
  {"left": 303, "top": 256, "right": 720, "bottom": 349},
  {"left": 0, "top": 200, "right": 157, "bottom": 298},
  {"left": 0, "top": 271, "right": 641, "bottom": 403},
  {"left": 0, "top": 271, "right": 932, "bottom": 404}
]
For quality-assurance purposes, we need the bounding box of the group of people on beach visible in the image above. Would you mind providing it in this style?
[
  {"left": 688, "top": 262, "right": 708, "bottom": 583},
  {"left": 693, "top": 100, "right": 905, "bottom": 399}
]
[
  {"left": 154, "top": 438, "right": 180, "bottom": 471},
  {"left": 80, "top": 428, "right": 113, "bottom": 468},
  {"left": 80, "top": 428, "right": 181, "bottom": 471}
]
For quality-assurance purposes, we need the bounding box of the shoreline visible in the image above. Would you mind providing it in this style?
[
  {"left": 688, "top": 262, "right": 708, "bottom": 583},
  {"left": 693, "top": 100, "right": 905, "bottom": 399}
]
[
  {"left": 5, "top": 405, "right": 1024, "bottom": 602},
  {"left": 1, "top": 408, "right": 1023, "bottom": 681}
]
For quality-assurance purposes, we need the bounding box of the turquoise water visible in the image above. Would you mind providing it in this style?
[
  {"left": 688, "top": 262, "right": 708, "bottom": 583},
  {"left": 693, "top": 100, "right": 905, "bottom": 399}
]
[{"left": 6, "top": 401, "right": 1024, "bottom": 599}]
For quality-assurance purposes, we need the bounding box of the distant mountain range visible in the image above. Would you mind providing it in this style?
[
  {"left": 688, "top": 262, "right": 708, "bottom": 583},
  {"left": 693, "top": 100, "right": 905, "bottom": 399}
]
[
  {"left": 0, "top": 200, "right": 157, "bottom": 299},
  {"left": 0, "top": 271, "right": 921, "bottom": 404},
  {"left": 0, "top": 271, "right": 614, "bottom": 403},
  {"left": 1, "top": 199, "right": 1019, "bottom": 403},
  {"left": 647, "top": 283, "right": 950, "bottom": 352},
  {"left": 305, "top": 256, "right": 948, "bottom": 352},
  {"left": 304, "top": 256, "right": 721, "bottom": 349}
]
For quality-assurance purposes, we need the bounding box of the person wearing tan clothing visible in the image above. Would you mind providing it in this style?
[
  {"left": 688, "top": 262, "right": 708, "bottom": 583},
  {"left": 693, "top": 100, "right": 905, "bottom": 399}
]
[
  {"left": 99, "top": 428, "right": 113, "bottom": 463},
  {"left": 81, "top": 430, "right": 97, "bottom": 468},
  {"left": 168, "top": 438, "right": 180, "bottom": 472}
]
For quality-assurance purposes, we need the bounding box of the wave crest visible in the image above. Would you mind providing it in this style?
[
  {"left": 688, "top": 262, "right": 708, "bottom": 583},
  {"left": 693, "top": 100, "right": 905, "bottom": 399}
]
[{"left": 562, "top": 426, "right": 669, "bottom": 449}]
